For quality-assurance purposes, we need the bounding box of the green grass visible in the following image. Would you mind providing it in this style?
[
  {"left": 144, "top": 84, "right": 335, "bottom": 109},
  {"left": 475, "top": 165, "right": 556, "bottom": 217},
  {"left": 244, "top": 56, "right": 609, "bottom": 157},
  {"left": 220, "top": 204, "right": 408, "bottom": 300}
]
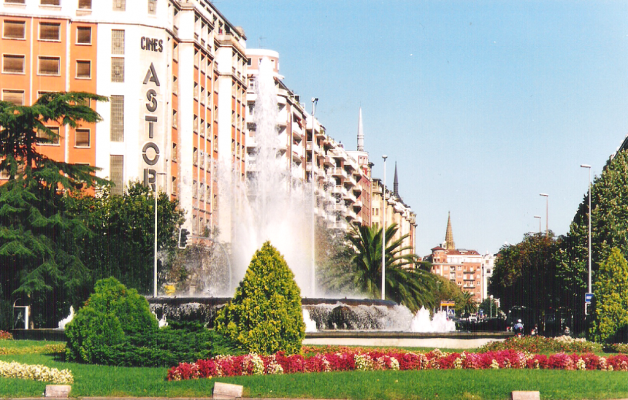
[{"left": 0, "top": 342, "right": 627, "bottom": 399}]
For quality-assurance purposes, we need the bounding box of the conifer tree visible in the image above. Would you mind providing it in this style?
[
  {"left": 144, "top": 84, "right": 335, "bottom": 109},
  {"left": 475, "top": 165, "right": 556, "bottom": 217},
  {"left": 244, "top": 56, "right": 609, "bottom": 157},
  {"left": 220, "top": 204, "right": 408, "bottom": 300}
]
[
  {"left": 215, "top": 241, "right": 305, "bottom": 355},
  {"left": 590, "top": 247, "right": 628, "bottom": 343}
]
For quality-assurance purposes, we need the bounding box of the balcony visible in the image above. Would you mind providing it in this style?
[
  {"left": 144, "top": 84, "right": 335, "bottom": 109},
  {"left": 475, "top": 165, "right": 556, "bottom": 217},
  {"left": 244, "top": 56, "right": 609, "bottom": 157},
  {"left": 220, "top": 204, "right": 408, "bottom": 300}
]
[
  {"left": 323, "top": 155, "right": 333, "bottom": 166},
  {"left": 331, "top": 167, "right": 348, "bottom": 178},
  {"left": 352, "top": 184, "right": 363, "bottom": 194},
  {"left": 306, "top": 141, "right": 319, "bottom": 152},
  {"left": 344, "top": 191, "right": 357, "bottom": 203},
  {"left": 353, "top": 200, "right": 363, "bottom": 209}
]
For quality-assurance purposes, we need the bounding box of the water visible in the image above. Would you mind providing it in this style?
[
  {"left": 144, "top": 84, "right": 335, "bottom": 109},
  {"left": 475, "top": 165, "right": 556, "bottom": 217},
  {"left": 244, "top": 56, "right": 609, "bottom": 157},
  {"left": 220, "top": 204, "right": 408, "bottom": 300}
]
[{"left": 226, "top": 56, "right": 315, "bottom": 295}]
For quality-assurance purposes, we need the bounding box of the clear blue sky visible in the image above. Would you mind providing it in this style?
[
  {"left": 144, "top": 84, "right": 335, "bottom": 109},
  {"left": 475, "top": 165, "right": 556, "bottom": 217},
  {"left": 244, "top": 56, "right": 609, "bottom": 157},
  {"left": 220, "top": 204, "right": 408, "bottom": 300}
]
[{"left": 217, "top": 0, "right": 628, "bottom": 256}]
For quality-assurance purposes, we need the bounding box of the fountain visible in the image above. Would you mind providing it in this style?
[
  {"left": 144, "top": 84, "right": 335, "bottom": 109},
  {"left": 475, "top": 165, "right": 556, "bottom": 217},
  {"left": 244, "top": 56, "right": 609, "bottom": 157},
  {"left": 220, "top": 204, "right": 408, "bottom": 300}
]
[{"left": 146, "top": 56, "right": 509, "bottom": 348}]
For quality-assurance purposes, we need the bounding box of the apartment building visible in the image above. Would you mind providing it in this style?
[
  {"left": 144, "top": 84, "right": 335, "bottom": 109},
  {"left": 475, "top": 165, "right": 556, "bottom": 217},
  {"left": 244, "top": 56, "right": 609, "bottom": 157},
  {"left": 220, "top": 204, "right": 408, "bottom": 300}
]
[
  {"left": 371, "top": 171, "right": 418, "bottom": 258},
  {"left": 425, "top": 213, "right": 483, "bottom": 302},
  {"left": 0, "top": 0, "right": 247, "bottom": 237}
]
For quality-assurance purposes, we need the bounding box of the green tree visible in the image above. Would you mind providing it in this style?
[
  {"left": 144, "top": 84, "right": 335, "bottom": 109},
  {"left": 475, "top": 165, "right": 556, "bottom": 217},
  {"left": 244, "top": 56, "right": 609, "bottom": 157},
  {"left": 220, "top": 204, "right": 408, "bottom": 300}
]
[
  {"left": 215, "top": 241, "right": 305, "bottom": 355},
  {"left": 457, "top": 291, "right": 478, "bottom": 317},
  {"left": 65, "top": 277, "right": 158, "bottom": 363},
  {"left": 558, "top": 150, "right": 628, "bottom": 331},
  {"left": 324, "top": 223, "right": 436, "bottom": 312},
  {"left": 0, "top": 92, "right": 108, "bottom": 327},
  {"left": 489, "top": 232, "right": 560, "bottom": 315},
  {"left": 589, "top": 248, "right": 628, "bottom": 343},
  {"left": 66, "top": 182, "right": 185, "bottom": 294},
  {"left": 479, "top": 297, "right": 500, "bottom": 318}
]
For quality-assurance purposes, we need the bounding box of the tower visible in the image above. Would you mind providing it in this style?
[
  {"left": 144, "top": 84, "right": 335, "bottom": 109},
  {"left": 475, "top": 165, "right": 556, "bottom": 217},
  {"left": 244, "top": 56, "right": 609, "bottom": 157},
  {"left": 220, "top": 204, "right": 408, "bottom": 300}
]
[
  {"left": 357, "top": 107, "right": 365, "bottom": 151},
  {"left": 393, "top": 162, "right": 399, "bottom": 197},
  {"left": 444, "top": 212, "right": 455, "bottom": 250}
]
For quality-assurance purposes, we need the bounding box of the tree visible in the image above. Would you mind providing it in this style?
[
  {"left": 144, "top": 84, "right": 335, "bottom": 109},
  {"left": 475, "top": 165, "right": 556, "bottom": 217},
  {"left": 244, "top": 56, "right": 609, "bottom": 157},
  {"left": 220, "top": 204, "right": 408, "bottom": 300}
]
[
  {"left": 66, "top": 182, "right": 185, "bottom": 295},
  {"left": 0, "top": 92, "right": 108, "bottom": 327},
  {"left": 65, "top": 277, "right": 158, "bottom": 364},
  {"left": 457, "top": 292, "right": 478, "bottom": 317},
  {"left": 558, "top": 150, "right": 628, "bottom": 331},
  {"left": 589, "top": 248, "right": 628, "bottom": 343},
  {"left": 323, "top": 223, "right": 436, "bottom": 312},
  {"left": 215, "top": 242, "right": 305, "bottom": 355},
  {"left": 489, "top": 232, "right": 560, "bottom": 315},
  {"left": 479, "top": 297, "right": 500, "bottom": 318}
]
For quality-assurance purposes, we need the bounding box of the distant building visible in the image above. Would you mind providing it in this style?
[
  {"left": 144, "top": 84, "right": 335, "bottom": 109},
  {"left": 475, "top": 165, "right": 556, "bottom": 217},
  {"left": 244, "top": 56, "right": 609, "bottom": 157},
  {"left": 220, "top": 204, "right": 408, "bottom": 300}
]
[
  {"left": 371, "top": 163, "right": 417, "bottom": 259},
  {"left": 425, "top": 213, "right": 483, "bottom": 302}
]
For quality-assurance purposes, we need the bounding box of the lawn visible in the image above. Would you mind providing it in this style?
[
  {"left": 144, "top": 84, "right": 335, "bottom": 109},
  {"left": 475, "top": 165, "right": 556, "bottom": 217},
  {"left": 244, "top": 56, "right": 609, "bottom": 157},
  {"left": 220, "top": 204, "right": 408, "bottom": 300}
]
[{"left": 1, "top": 341, "right": 627, "bottom": 399}]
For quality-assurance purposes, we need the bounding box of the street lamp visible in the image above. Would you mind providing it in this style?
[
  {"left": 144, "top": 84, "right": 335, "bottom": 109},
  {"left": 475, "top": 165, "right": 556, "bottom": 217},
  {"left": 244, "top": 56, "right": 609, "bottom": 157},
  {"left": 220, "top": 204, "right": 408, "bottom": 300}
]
[
  {"left": 581, "top": 164, "right": 592, "bottom": 305},
  {"left": 539, "top": 193, "right": 549, "bottom": 237},
  {"left": 381, "top": 155, "right": 388, "bottom": 300},
  {"left": 154, "top": 172, "right": 166, "bottom": 297},
  {"left": 534, "top": 215, "right": 541, "bottom": 234},
  {"left": 310, "top": 97, "right": 318, "bottom": 297}
]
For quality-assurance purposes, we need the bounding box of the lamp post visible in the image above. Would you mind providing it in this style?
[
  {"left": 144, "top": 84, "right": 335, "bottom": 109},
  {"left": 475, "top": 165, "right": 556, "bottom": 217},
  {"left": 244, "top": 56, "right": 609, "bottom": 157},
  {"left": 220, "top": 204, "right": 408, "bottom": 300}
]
[
  {"left": 581, "top": 164, "right": 592, "bottom": 299},
  {"left": 381, "top": 155, "right": 388, "bottom": 300},
  {"left": 154, "top": 172, "right": 166, "bottom": 297},
  {"left": 534, "top": 215, "right": 541, "bottom": 234},
  {"left": 539, "top": 193, "right": 549, "bottom": 237},
  {"left": 310, "top": 97, "right": 318, "bottom": 297}
]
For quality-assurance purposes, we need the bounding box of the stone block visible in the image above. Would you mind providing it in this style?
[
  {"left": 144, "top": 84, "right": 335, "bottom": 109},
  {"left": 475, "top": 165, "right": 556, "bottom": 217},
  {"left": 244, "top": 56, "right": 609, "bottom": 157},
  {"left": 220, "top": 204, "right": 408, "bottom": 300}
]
[
  {"left": 213, "top": 381, "right": 243, "bottom": 399},
  {"left": 45, "top": 385, "right": 71, "bottom": 398},
  {"left": 511, "top": 391, "right": 540, "bottom": 400}
]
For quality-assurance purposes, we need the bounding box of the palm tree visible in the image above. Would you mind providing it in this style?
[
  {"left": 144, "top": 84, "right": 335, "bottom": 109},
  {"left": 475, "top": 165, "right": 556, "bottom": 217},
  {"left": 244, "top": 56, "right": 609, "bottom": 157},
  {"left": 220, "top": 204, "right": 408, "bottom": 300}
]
[
  {"left": 457, "top": 292, "right": 478, "bottom": 317},
  {"left": 323, "top": 223, "right": 436, "bottom": 312}
]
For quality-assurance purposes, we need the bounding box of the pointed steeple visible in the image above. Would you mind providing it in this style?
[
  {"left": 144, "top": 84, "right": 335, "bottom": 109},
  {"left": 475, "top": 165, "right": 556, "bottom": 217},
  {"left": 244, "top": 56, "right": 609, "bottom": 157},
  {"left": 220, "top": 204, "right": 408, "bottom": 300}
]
[
  {"left": 393, "top": 162, "right": 399, "bottom": 197},
  {"left": 444, "top": 212, "right": 455, "bottom": 250},
  {"left": 357, "top": 107, "right": 364, "bottom": 151}
]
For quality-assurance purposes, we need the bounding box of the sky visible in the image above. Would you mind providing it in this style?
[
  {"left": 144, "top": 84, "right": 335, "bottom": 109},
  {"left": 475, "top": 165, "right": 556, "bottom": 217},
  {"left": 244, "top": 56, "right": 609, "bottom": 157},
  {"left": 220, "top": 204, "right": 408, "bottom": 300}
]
[{"left": 216, "top": 0, "right": 628, "bottom": 256}]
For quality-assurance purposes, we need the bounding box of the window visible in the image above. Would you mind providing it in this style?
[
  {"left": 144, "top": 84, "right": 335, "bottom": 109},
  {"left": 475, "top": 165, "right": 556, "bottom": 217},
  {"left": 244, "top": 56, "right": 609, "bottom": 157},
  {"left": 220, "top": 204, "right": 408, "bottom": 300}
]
[
  {"left": 172, "top": 176, "right": 177, "bottom": 195},
  {"left": 76, "top": 27, "right": 91, "bottom": 44},
  {"left": 38, "top": 56, "right": 60, "bottom": 75},
  {"left": 39, "top": 23, "right": 60, "bottom": 41},
  {"left": 2, "top": 89, "right": 24, "bottom": 105},
  {"left": 76, "top": 60, "right": 90, "bottom": 78},
  {"left": 111, "top": 30, "right": 125, "bottom": 55},
  {"left": 78, "top": 0, "right": 91, "bottom": 8},
  {"left": 110, "top": 155, "right": 124, "bottom": 195},
  {"left": 110, "top": 95, "right": 124, "bottom": 141},
  {"left": 111, "top": 58, "right": 124, "bottom": 82},
  {"left": 172, "top": 75, "right": 178, "bottom": 95},
  {"left": 3, "top": 20, "right": 25, "bottom": 39},
  {"left": 75, "top": 129, "right": 90, "bottom": 147},
  {"left": 173, "top": 42, "right": 178, "bottom": 61},
  {"left": 193, "top": 148, "right": 198, "bottom": 166},
  {"left": 172, "top": 143, "right": 177, "bottom": 162},
  {"left": 3, "top": 54, "right": 25, "bottom": 73},
  {"left": 148, "top": 0, "right": 156, "bottom": 14},
  {"left": 40, "top": 0, "right": 60, "bottom": 5},
  {"left": 5, "top": 0, "right": 26, "bottom": 3},
  {"left": 113, "top": 0, "right": 125, "bottom": 11},
  {"left": 37, "top": 126, "right": 60, "bottom": 145},
  {"left": 172, "top": 109, "right": 177, "bottom": 128}
]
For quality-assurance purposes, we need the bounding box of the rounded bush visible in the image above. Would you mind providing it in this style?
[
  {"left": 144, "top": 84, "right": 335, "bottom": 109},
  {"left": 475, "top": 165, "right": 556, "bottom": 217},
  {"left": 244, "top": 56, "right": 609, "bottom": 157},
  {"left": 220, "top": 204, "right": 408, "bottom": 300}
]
[
  {"left": 65, "top": 277, "right": 158, "bottom": 363},
  {"left": 215, "top": 241, "right": 305, "bottom": 355}
]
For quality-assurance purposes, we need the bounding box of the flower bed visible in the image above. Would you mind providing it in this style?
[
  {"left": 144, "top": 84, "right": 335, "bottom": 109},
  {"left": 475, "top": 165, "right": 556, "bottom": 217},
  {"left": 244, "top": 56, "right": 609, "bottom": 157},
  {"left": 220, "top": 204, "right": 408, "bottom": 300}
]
[
  {"left": 0, "top": 331, "right": 13, "bottom": 340},
  {"left": 478, "top": 335, "right": 603, "bottom": 354},
  {"left": 167, "top": 349, "right": 628, "bottom": 380},
  {"left": 0, "top": 360, "right": 73, "bottom": 384}
]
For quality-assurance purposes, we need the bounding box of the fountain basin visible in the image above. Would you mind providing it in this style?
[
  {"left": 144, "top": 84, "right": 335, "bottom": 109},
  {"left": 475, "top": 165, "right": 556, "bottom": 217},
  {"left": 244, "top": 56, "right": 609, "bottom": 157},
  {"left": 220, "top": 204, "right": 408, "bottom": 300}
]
[{"left": 303, "top": 330, "right": 512, "bottom": 349}]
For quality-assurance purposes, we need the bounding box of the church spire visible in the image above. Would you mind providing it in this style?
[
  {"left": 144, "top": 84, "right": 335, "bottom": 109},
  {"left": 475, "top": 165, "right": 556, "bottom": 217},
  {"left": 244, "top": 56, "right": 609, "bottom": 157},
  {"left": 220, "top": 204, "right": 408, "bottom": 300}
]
[
  {"left": 393, "top": 162, "right": 399, "bottom": 197},
  {"left": 444, "top": 212, "right": 455, "bottom": 250},
  {"left": 357, "top": 107, "right": 364, "bottom": 151}
]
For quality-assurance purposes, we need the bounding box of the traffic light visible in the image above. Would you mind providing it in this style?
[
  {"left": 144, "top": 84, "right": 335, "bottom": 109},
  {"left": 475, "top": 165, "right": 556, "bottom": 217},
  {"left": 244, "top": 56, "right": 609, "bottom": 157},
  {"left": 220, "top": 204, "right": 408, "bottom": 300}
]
[{"left": 178, "top": 228, "right": 190, "bottom": 249}]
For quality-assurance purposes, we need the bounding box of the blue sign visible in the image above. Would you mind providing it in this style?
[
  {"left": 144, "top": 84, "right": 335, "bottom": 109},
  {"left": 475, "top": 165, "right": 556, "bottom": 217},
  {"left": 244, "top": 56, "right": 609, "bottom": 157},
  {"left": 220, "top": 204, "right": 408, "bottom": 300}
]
[{"left": 585, "top": 293, "right": 594, "bottom": 304}]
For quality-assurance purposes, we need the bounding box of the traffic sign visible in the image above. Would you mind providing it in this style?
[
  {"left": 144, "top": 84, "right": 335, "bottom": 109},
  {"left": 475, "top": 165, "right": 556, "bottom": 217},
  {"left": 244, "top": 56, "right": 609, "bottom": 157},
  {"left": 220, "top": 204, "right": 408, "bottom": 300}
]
[{"left": 585, "top": 293, "right": 594, "bottom": 304}]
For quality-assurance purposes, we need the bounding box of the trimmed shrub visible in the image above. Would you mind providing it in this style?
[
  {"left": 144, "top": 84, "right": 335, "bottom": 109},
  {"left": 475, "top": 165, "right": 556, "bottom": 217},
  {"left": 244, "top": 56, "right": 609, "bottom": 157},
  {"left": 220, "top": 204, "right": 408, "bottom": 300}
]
[
  {"left": 215, "top": 241, "right": 305, "bottom": 355},
  {"left": 65, "top": 277, "right": 158, "bottom": 363}
]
